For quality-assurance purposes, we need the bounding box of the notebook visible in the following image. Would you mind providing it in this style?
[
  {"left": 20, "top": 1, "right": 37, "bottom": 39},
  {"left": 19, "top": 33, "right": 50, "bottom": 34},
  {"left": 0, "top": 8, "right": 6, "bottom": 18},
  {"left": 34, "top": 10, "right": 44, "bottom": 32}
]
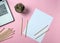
[
  {"left": 0, "top": 0, "right": 14, "bottom": 27},
  {"left": 23, "top": 8, "right": 53, "bottom": 43}
]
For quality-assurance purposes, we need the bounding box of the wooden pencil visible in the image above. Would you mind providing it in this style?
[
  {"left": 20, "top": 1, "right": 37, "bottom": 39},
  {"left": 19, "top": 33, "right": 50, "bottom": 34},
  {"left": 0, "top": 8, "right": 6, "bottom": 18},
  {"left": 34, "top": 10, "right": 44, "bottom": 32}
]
[
  {"left": 34, "top": 25, "right": 48, "bottom": 36},
  {"left": 21, "top": 17, "right": 23, "bottom": 36}
]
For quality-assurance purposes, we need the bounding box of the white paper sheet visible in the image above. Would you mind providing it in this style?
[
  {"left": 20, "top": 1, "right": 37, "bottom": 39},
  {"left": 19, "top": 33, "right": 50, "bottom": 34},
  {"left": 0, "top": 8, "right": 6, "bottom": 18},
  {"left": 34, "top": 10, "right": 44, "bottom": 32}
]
[{"left": 23, "top": 8, "right": 53, "bottom": 43}]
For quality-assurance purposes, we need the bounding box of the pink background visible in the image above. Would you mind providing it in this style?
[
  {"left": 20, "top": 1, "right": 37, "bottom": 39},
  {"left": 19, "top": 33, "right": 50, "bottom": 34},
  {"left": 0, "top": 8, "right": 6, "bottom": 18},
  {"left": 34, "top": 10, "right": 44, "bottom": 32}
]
[{"left": 0, "top": 0, "right": 60, "bottom": 43}]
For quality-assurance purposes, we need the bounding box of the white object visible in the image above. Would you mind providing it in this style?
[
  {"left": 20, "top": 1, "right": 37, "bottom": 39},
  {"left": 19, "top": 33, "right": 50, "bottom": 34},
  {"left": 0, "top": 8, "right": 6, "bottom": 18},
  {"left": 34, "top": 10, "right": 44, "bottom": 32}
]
[
  {"left": 23, "top": 8, "right": 53, "bottom": 43},
  {"left": 0, "top": 0, "right": 14, "bottom": 27}
]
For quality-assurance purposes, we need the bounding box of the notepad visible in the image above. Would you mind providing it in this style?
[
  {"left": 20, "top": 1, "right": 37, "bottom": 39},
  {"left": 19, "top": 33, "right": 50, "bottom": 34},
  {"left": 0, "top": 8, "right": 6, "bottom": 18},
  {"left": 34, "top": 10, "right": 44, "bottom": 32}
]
[
  {"left": 0, "top": 0, "right": 14, "bottom": 27},
  {"left": 23, "top": 8, "right": 53, "bottom": 43}
]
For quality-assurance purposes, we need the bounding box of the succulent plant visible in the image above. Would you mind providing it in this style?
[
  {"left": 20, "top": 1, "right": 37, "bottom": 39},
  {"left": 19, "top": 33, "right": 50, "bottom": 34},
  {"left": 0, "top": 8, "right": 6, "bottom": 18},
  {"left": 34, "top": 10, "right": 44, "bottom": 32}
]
[{"left": 15, "top": 3, "right": 25, "bottom": 13}]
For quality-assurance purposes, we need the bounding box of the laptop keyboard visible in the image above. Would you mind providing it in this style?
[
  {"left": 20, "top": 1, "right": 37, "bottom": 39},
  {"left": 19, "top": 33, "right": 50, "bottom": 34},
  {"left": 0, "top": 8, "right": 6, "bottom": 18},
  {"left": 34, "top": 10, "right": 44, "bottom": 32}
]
[{"left": 0, "top": 4, "right": 8, "bottom": 16}]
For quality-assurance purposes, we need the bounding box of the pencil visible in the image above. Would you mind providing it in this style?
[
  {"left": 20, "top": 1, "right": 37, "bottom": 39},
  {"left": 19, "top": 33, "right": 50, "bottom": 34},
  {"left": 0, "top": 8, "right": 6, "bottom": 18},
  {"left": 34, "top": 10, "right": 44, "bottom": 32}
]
[
  {"left": 35, "top": 29, "right": 49, "bottom": 39},
  {"left": 34, "top": 25, "right": 48, "bottom": 36},
  {"left": 21, "top": 17, "right": 23, "bottom": 36},
  {"left": 0, "top": 28, "right": 5, "bottom": 33},
  {"left": 25, "top": 20, "right": 28, "bottom": 37},
  {"left": 0, "top": 28, "right": 15, "bottom": 41}
]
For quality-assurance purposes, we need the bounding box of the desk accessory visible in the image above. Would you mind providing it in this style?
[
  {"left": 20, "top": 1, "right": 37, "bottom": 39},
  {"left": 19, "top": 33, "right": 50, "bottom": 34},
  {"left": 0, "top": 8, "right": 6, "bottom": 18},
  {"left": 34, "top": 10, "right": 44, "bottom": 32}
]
[
  {"left": 15, "top": 3, "right": 25, "bottom": 13},
  {"left": 0, "top": 28, "right": 15, "bottom": 42}
]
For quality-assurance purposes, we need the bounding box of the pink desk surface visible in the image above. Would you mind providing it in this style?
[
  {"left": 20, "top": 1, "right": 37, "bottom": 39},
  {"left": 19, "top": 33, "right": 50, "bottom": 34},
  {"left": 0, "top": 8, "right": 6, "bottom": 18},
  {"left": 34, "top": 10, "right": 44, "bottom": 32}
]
[{"left": 0, "top": 0, "right": 60, "bottom": 43}]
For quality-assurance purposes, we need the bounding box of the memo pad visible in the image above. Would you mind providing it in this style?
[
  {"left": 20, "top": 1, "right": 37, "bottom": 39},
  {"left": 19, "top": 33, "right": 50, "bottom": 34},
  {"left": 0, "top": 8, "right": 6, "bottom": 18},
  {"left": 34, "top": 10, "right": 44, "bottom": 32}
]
[
  {"left": 0, "top": 0, "right": 14, "bottom": 27},
  {"left": 23, "top": 8, "right": 53, "bottom": 43}
]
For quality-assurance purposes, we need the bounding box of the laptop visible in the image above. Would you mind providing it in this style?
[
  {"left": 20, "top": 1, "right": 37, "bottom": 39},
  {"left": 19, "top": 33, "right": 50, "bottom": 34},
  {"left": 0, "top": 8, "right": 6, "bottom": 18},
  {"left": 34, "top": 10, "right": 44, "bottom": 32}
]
[{"left": 0, "top": 0, "right": 15, "bottom": 27}]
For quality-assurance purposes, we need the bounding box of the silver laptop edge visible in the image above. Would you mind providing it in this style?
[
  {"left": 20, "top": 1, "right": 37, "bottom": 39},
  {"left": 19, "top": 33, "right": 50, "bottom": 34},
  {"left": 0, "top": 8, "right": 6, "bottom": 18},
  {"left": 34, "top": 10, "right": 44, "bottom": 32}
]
[{"left": 0, "top": 0, "right": 15, "bottom": 27}]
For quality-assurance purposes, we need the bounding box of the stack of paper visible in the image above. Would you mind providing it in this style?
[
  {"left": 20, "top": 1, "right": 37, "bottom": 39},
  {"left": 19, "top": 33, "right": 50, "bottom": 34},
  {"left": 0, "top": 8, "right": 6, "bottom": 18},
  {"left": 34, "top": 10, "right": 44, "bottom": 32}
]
[{"left": 23, "top": 8, "right": 53, "bottom": 43}]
